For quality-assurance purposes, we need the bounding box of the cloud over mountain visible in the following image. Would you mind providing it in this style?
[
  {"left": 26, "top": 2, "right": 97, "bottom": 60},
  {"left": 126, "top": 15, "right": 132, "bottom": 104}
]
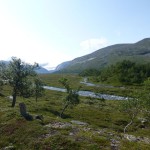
[{"left": 80, "top": 38, "right": 108, "bottom": 53}]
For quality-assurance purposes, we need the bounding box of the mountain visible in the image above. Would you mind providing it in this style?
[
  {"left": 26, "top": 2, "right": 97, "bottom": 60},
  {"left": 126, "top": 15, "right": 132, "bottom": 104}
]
[
  {"left": 55, "top": 38, "right": 150, "bottom": 73},
  {"left": 0, "top": 60, "right": 51, "bottom": 74},
  {"left": 0, "top": 60, "right": 9, "bottom": 65},
  {"left": 35, "top": 66, "right": 50, "bottom": 74},
  {"left": 55, "top": 61, "right": 71, "bottom": 71}
]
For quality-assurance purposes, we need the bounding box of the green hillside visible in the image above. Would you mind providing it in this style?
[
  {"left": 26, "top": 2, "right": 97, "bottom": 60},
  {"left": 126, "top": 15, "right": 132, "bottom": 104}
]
[{"left": 57, "top": 38, "right": 150, "bottom": 73}]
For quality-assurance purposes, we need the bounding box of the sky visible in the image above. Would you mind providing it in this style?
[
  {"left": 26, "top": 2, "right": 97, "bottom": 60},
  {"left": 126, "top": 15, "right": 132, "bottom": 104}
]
[{"left": 0, "top": 0, "right": 150, "bottom": 70}]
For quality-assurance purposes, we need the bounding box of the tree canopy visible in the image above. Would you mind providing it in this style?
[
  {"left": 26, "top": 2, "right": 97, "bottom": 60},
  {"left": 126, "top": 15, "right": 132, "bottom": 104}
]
[
  {"left": 0, "top": 57, "right": 39, "bottom": 107},
  {"left": 59, "top": 78, "right": 80, "bottom": 118}
]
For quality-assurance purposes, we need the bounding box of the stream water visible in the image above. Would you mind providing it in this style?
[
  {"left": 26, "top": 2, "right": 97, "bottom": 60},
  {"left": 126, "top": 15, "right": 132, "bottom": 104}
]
[{"left": 43, "top": 86, "right": 128, "bottom": 100}]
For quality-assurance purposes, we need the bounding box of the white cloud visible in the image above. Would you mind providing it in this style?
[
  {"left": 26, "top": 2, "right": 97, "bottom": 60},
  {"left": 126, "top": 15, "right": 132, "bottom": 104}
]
[{"left": 80, "top": 38, "right": 108, "bottom": 54}]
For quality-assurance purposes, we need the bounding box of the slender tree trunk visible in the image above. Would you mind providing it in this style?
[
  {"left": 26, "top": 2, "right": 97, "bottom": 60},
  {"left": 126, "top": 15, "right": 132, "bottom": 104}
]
[
  {"left": 124, "top": 114, "right": 135, "bottom": 133},
  {"left": 60, "top": 103, "right": 69, "bottom": 118},
  {"left": 12, "top": 93, "right": 16, "bottom": 107}
]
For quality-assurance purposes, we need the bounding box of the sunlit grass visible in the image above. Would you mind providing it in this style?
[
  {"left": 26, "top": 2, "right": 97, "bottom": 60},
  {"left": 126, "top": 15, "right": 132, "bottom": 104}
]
[{"left": 0, "top": 74, "right": 149, "bottom": 149}]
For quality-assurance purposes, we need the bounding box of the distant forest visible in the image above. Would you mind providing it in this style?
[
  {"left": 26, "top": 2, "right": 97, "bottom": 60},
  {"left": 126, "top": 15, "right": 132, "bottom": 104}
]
[{"left": 79, "top": 60, "right": 150, "bottom": 85}]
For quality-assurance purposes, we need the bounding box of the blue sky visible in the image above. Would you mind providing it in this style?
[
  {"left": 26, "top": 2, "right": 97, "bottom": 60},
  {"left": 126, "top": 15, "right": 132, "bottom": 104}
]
[{"left": 0, "top": 0, "right": 150, "bottom": 69}]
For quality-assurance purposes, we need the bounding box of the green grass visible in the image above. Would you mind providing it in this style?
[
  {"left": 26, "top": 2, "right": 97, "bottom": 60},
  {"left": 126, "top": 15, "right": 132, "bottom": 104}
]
[
  {"left": 40, "top": 74, "right": 82, "bottom": 88},
  {"left": 40, "top": 73, "right": 138, "bottom": 97},
  {"left": 0, "top": 74, "right": 149, "bottom": 149}
]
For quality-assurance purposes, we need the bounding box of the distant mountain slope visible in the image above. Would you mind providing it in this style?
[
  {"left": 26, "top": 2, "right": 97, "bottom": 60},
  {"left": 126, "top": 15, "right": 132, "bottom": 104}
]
[
  {"left": 0, "top": 60, "right": 50, "bottom": 74},
  {"left": 55, "top": 38, "right": 150, "bottom": 73},
  {"left": 55, "top": 61, "right": 71, "bottom": 71},
  {"left": 0, "top": 60, "right": 9, "bottom": 65},
  {"left": 35, "top": 66, "right": 50, "bottom": 74}
]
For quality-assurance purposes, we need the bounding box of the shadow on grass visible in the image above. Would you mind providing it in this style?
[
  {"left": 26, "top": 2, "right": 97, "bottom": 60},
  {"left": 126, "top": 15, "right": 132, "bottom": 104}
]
[
  {"left": 49, "top": 109, "right": 73, "bottom": 119},
  {"left": 23, "top": 113, "right": 33, "bottom": 121},
  {"left": 0, "top": 93, "right": 5, "bottom": 97}
]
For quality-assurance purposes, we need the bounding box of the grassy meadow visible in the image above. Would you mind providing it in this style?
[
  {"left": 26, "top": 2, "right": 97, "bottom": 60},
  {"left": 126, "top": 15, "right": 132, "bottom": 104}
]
[{"left": 0, "top": 74, "right": 150, "bottom": 149}]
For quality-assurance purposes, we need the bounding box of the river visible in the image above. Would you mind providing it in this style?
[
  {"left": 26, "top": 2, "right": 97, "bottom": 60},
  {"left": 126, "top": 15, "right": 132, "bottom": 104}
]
[{"left": 43, "top": 86, "right": 128, "bottom": 100}]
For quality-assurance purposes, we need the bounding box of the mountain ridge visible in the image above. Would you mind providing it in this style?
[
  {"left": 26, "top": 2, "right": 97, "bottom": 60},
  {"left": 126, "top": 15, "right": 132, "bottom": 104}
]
[
  {"left": 1, "top": 38, "right": 150, "bottom": 74},
  {"left": 55, "top": 38, "right": 150, "bottom": 73}
]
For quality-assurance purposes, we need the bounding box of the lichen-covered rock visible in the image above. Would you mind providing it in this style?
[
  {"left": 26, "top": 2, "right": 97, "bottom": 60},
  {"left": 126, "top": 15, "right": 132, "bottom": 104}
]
[
  {"left": 3, "top": 144, "right": 15, "bottom": 150},
  {"left": 70, "top": 120, "right": 88, "bottom": 126},
  {"left": 124, "top": 134, "right": 150, "bottom": 144},
  {"left": 45, "top": 122, "right": 72, "bottom": 129}
]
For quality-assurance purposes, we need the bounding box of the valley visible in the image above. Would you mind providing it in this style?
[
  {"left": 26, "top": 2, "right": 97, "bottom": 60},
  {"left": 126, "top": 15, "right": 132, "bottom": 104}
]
[
  {"left": 0, "top": 73, "right": 149, "bottom": 149},
  {"left": 1, "top": 0, "right": 150, "bottom": 149},
  {"left": 0, "top": 38, "right": 150, "bottom": 149}
]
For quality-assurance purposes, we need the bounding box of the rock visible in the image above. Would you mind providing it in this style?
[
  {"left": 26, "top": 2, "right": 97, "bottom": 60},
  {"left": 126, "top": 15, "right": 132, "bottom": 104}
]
[
  {"left": 3, "top": 145, "right": 15, "bottom": 150},
  {"left": 71, "top": 120, "right": 88, "bottom": 126},
  {"left": 94, "top": 129, "right": 106, "bottom": 135},
  {"left": 124, "top": 134, "right": 137, "bottom": 142},
  {"left": 138, "top": 117, "right": 148, "bottom": 128},
  {"left": 142, "top": 137, "right": 150, "bottom": 144},
  {"left": 45, "top": 122, "right": 72, "bottom": 129},
  {"left": 108, "top": 132, "right": 114, "bottom": 137},
  {"left": 138, "top": 137, "right": 150, "bottom": 144},
  {"left": 69, "top": 127, "right": 80, "bottom": 136},
  {"left": 83, "top": 127, "right": 91, "bottom": 132},
  {"left": 110, "top": 139, "right": 120, "bottom": 150},
  {"left": 111, "top": 143, "right": 119, "bottom": 150},
  {"left": 69, "top": 132, "right": 74, "bottom": 136},
  {"left": 138, "top": 117, "right": 148, "bottom": 123},
  {"left": 124, "top": 134, "right": 150, "bottom": 144},
  {"left": 42, "top": 130, "right": 59, "bottom": 138}
]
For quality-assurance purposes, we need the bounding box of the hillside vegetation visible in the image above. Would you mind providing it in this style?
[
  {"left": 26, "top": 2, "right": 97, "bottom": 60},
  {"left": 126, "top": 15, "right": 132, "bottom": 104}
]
[
  {"left": 80, "top": 60, "right": 150, "bottom": 85},
  {"left": 0, "top": 73, "right": 150, "bottom": 149},
  {"left": 56, "top": 38, "right": 150, "bottom": 73},
  {"left": 0, "top": 56, "right": 150, "bottom": 149}
]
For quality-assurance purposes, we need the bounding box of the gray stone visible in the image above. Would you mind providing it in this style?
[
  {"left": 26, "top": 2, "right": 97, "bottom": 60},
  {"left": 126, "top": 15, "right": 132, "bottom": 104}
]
[
  {"left": 69, "top": 132, "right": 74, "bottom": 136},
  {"left": 43, "top": 130, "right": 59, "bottom": 138},
  {"left": 124, "top": 134, "right": 137, "bottom": 142},
  {"left": 141, "top": 137, "right": 150, "bottom": 144},
  {"left": 71, "top": 120, "right": 88, "bottom": 126},
  {"left": 4, "top": 145, "right": 15, "bottom": 150},
  {"left": 138, "top": 117, "right": 148, "bottom": 123},
  {"left": 110, "top": 139, "right": 120, "bottom": 150},
  {"left": 124, "top": 134, "right": 150, "bottom": 144},
  {"left": 111, "top": 143, "right": 119, "bottom": 150},
  {"left": 69, "top": 127, "right": 80, "bottom": 136},
  {"left": 45, "top": 122, "right": 72, "bottom": 129}
]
